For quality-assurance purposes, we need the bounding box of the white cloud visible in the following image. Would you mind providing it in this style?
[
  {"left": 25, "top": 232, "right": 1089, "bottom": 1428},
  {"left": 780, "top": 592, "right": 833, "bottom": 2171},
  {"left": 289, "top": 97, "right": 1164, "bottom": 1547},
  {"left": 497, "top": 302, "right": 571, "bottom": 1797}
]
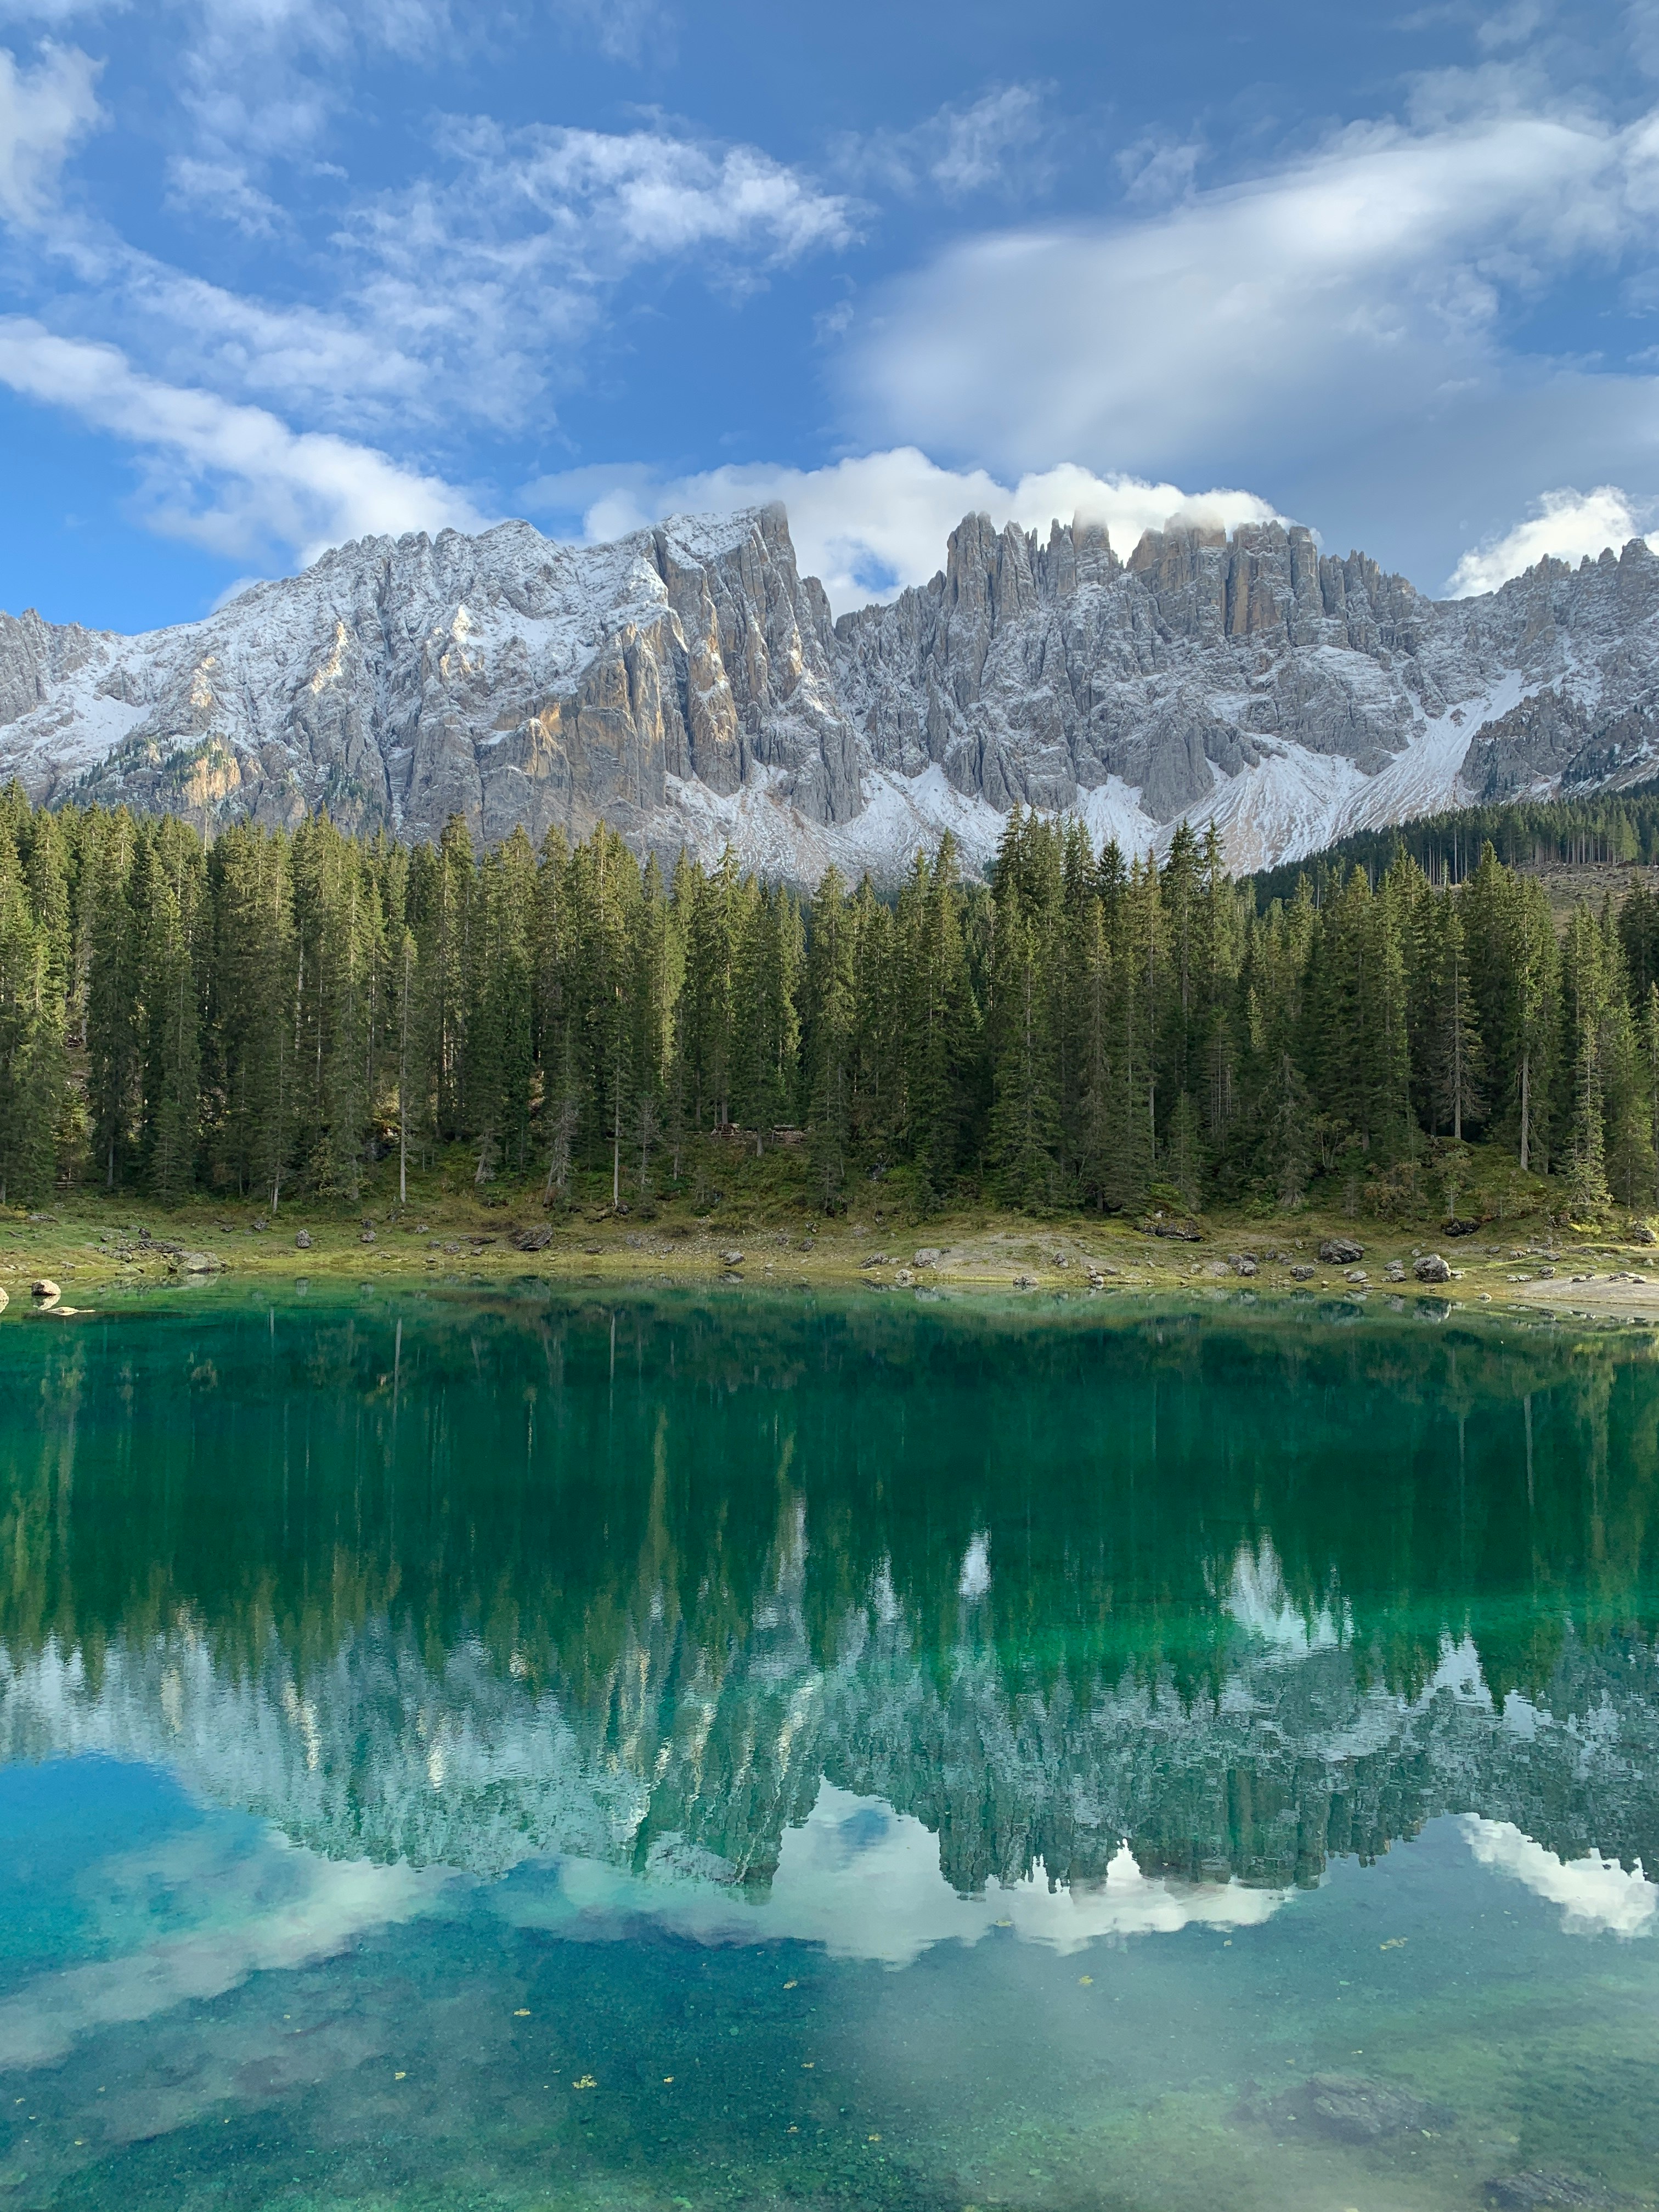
[
  {"left": 844, "top": 106, "right": 1659, "bottom": 486},
  {"left": 1445, "top": 483, "right": 1646, "bottom": 593},
  {"left": 835, "top": 84, "right": 1052, "bottom": 201},
  {"left": 0, "top": 317, "right": 488, "bottom": 562},
  {"left": 164, "top": 155, "right": 287, "bottom": 237},
  {"left": 546, "top": 0, "right": 672, "bottom": 65},
  {"left": 1463, "top": 1816, "right": 1658, "bottom": 1937},
  {"left": 171, "top": 0, "right": 455, "bottom": 163},
  {"left": 523, "top": 445, "right": 1284, "bottom": 616},
  {"left": 0, "top": 40, "right": 101, "bottom": 223},
  {"left": 8, "top": 111, "right": 851, "bottom": 452},
  {"left": 1115, "top": 130, "right": 1204, "bottom": 207},
  {"left": 398, "top": 115, "right": 854, "bottom": 270},
  {"left": 239, "top": 118, "right": 857, "bottom": 433},
  {"left": 0, "top": 2, "right": 122, "bottom": 18}
]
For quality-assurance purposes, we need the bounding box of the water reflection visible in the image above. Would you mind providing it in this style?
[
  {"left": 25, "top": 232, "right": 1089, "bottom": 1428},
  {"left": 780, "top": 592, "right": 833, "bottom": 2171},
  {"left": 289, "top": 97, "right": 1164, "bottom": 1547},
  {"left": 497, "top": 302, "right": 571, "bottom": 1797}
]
[{"left": 0, "top": 1288, "right": 1654, "bottom": 2209}]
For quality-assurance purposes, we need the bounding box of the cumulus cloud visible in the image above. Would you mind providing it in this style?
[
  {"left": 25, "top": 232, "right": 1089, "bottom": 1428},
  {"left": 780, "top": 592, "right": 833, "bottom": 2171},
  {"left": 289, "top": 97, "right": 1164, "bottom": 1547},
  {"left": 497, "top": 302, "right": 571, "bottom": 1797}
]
[
  {"left": 1445, "top": 484, "right": 1646, "bottom": 593},
  {"left": 0, "top": 40, "right": 101, "bottom": 223},
  {"left": 844, "top": 105, "right": 1659, "bottom": 487},
  {"left": 1463, "top": 1816, "right": 1658, "bottom": 1937},
  {"left": 522, "top": 444, "right": 1284, "bottom": 616},
  {"left": 0, "top": 317, "right": 488, "bottom": 562}
]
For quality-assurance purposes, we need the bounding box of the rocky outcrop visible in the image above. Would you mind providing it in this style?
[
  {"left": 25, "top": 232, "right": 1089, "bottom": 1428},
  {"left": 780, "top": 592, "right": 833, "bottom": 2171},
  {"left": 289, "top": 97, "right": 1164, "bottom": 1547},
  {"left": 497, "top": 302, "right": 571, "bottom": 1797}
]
[
  {"left": 0, "top": 507, "right": 860, "bottom": 852},
  {"left": 8, "top": 505, "right": 1659, "bottom": 877}
]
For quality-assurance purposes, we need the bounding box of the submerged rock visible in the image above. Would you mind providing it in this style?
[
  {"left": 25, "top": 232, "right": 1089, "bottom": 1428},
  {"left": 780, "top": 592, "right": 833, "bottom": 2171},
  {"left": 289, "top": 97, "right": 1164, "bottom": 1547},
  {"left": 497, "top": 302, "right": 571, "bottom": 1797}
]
[
  {"left": 1485, "top": 2174, "right": 1615, "bottom": 2210},
  {"left": 1264, "top": 2073, "right": 1453, "bottom": 2145}
]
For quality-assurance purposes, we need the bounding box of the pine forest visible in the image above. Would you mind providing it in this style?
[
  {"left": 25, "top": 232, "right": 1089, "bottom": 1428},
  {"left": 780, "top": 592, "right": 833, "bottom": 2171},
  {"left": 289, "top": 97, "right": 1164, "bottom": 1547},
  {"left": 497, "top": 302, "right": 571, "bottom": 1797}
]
[{"left": 4, "top": 783, "right": 1659, "bottom": 1227}]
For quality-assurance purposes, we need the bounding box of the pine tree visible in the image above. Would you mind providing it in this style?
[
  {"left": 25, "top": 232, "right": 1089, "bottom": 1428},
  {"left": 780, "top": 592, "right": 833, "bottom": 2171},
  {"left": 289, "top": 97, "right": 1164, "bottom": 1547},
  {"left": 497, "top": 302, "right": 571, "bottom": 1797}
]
[
  {"left": 802, "top": 866, "right": 856, "bottom": 1207},
  {"left": 0, "top": 822, "right": 66, "bottom": 1206},
  {"left": 84, "top": 809, "right": 143, "bottom": 1191},
  {"left": 134, "top": 819, "right": 206, "bottom": 1204}
]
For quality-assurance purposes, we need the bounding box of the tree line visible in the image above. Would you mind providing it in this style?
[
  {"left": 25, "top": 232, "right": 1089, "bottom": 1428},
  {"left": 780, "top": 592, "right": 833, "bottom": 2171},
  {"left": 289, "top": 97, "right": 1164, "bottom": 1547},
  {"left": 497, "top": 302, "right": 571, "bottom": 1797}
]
[
  {"left": 3, "top": 783, "right": 1659, "bottom": 1221},
  {"left": 1248, "top": 787, "right": 1659, "bottom": 904}
]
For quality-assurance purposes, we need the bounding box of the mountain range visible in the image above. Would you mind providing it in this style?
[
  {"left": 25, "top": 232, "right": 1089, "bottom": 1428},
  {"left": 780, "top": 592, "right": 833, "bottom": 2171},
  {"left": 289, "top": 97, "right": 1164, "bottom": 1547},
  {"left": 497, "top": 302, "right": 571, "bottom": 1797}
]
[{"left": 5, "top": 503, "right": 1659, "bottom": 878}]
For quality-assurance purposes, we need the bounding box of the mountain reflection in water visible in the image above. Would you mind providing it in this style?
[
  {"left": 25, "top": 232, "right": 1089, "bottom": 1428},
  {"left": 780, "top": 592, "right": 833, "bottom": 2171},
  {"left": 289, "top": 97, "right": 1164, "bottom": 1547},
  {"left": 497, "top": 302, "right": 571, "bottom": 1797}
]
[
  {"left": 2, "top": 1288, "right": 1656, "bottom": 1900},
  {"left": 2, "top": 1286, "right": 1659, "bottom": 2212}
]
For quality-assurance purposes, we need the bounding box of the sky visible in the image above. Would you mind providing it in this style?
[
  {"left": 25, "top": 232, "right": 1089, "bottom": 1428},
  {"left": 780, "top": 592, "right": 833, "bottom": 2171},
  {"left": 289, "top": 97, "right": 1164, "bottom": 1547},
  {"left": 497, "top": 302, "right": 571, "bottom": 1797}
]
[{"left": 4, "top": 0, "right": 1659, "bottom": 634}]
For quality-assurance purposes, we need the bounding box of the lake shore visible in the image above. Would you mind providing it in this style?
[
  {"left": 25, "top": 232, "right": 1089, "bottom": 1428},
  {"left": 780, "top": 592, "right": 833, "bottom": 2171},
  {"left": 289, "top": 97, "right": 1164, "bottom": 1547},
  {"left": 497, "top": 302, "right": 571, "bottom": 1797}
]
[{"left": 4, "top": 1191, "right": 1658, "bottom": 1323}]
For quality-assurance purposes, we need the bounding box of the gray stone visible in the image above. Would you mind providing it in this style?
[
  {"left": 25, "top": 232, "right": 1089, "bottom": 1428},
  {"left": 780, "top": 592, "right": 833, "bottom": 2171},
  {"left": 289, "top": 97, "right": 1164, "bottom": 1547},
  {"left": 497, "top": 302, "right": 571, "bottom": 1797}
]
[
  {"left": 294, "top": 1229, "right": 312, "bottom": 1250},
  {"left": 1484, "top": 2175, "right": 1615, "bottom": 2210},
  {"left": 913, "top": 1248, "right": 943, "bottom": 1266},
  {"left": 1291, "top": 2073, "right": 1453, "bottom": 2145},
  {"left": 1319, "top": 1237, "right": 1364, "bottom": 1263},
  {"left": 1415, "top": 1253, "right": 1453, "bottom": 1283}
]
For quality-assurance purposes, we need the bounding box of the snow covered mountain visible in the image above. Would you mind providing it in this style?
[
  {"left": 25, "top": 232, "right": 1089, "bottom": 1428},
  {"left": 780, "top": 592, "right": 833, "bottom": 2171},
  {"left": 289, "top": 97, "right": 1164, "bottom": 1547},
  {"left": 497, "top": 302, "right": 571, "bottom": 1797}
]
[{"left": 5, "top": 503, "right": 1659, "bottom": 878}]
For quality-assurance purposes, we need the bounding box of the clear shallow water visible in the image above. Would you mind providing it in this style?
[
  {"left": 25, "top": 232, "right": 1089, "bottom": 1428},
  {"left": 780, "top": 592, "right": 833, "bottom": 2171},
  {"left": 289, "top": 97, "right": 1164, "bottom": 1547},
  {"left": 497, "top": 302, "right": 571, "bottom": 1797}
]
[{"left": 0, "top": 1285, "right": 1656, "bottom": 2211}]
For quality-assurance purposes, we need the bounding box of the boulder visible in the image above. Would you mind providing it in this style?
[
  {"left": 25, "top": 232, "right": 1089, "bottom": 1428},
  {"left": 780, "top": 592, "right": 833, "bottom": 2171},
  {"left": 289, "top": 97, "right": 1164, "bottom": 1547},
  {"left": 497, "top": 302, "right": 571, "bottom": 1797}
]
[
  {"left": 720, "top": 1249, "right": 745, "bottom": 1267},
  {"left": 512, "top": 1224, "right": 555, "bottom": 1252},
  {"left": 1415, "top": 1253, "right": 1452, "bottom": 1283},
  {"left": 1294, "top": 2073, "right": 1452, "bottom": 2145},
  {"left": 913, "top": 1248, "right": 943, "bottom": 1267},
  {"left": 1231, "top": 1254, "right": 1258, "bottom": 1277},
  {"left": 1484, "top": 2175, "right": 1613, "bottom": 2210},
  {"left": 294, "top": 1229, "right": 312, "bottom": 1249},
  {"left": 1319, "top": 1237, "right": 1363, "bottom": 1263},
  {"left": 29, "top": 1278, "right": 59, "bottom": 1300},
  {"left": 1290, "top": 1264, "right": 1316, "bottom": 1281},
  {"left": 180, "top": 1251, "right": 223, "bottom": 1273}
]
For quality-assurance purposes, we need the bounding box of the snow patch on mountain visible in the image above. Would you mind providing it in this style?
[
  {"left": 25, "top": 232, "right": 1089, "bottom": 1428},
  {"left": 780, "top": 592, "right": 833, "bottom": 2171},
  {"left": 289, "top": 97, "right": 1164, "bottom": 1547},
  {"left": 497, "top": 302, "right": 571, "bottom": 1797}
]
[{"left": 4, "top": 506, "right": 1659, "bottom": 879}]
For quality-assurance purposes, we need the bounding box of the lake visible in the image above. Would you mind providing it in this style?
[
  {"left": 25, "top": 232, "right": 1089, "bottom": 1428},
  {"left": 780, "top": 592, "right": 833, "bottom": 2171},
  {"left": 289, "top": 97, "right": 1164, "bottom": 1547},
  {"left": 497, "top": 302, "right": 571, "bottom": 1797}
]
[{"left": 0, "top": 1283, "right": 1655, "bottom": 2210}]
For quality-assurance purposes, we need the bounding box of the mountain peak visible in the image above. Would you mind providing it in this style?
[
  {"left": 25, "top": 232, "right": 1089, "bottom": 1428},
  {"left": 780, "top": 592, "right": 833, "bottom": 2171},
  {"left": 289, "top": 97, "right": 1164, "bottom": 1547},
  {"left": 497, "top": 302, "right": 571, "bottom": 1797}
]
[{"left": 4, "top": 500, "right": 1658, "bottom": 879}]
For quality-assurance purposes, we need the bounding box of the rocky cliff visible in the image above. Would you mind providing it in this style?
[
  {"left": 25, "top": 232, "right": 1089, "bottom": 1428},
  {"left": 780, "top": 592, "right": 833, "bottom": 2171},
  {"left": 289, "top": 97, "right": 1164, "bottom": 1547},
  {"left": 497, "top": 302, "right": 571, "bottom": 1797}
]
[{"left": 7, "top": 504, "right": 1659, "bottom": 876}]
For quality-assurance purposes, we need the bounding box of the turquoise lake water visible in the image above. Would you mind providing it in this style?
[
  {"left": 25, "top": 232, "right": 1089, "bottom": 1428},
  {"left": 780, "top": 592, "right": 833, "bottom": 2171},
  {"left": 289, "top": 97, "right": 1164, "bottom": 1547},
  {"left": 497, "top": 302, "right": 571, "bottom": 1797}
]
[{"left": 0, "top": 1283, "right": 1656, "bottom": 2210}]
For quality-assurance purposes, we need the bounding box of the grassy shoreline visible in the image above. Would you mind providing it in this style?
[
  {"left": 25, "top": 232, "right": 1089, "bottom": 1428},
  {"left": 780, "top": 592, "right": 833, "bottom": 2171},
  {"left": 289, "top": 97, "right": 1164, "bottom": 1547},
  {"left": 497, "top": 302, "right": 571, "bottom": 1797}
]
[{"left": 4, "top": 1177, "right": 1658, "bottom": 1325}]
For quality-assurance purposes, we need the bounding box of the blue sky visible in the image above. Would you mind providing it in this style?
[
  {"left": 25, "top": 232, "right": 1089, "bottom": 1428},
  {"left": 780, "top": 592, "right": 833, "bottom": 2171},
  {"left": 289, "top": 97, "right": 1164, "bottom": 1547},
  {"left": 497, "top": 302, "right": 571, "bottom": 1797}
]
[{"left": 4, "top": 0, "right": 1659, "bottom": 633}]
